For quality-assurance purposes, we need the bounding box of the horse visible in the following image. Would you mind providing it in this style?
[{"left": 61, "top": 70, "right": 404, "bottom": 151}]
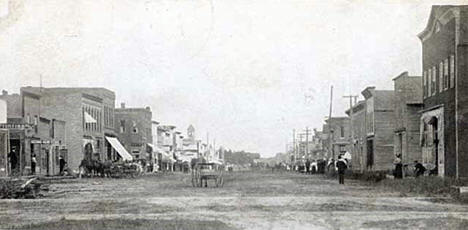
[
  {"left": 101, "top": 160, "right": 113, "bottom": 178},
  {"left": 79, "top": 159, "right": 104, "bottom": 177}
]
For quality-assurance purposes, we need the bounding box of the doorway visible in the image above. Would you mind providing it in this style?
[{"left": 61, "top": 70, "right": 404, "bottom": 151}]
[
  {"left": 9, "top": 139, "right": 20, "bottom": 175},
  {"left": 84, "top": 143, "right": 93, "bottom": 161},
  {"left": 429, "top": 116, "right": 439, "bottom": 175},
  {"left": 366, "top": 138, "right": 374, "bottom": 170}
]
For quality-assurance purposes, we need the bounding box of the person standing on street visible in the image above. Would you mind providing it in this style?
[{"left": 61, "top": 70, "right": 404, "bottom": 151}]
[
  {"left": 336, "top": 155, "right": 348, "bottom": 184},
  {"left": 393, "top": 154, "right": 403, "bottom": 179},
  {"left": 59, "top": 156, "right": 66, "bottom": 175},
  {"left": 31, "top": 154, "right": 37, "bottom": 175},
  {"left": 305, "top": 159, "right": 311, "bottom": 174},
  {"left": 8, "top": 149, "right": 18, "bottom": 175},
  {"left": 414, "top": 161, "right": 426, "bottom": 178}
]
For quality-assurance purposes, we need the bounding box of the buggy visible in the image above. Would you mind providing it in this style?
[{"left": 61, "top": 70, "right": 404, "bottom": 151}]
[{"left": 191, "top": 162, "right": 224, "bottom": 187}]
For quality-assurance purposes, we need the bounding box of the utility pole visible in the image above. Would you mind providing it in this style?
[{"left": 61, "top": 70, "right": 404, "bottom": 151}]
[
  {"left": 305, "top": 127, "right": 310, "bottom": 158},
  {"left": 328, "top": 85, "right": 333, "bottom": 159}
]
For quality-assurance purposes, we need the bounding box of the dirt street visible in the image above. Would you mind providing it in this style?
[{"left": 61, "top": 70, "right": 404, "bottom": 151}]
[{"left": 1, "top": 171, "right": 468, "bottom": 230}]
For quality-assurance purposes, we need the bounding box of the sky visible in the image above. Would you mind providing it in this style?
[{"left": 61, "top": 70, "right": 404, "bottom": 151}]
[{"left": 0, "top": 0, "right": 466, "bottom": 157}]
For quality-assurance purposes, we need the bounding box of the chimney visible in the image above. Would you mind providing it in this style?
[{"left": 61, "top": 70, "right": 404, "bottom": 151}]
[
  {"left": 121, "top": 102, "right": 125, "bottom": 109},
  {"left": 2, "top": 90, "right": 7, "bottom": 96}
]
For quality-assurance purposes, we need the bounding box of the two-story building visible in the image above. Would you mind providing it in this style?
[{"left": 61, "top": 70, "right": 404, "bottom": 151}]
[
  {"left": 19, "top": 87, "right": 128, "bottom": 173},
  {"left": 418, "top": 5, "right": 468, "bottom": 178},
  {"left": 392, "top": 72, "right": 424, "bottom": 172},
  {"left": 361, "top": 87, "right": 395, "bottom": 171},
  {"left": 345, "top": 100, "right": 366, "bottom": 172},
  {"left": 322, "top": 117, "right": 350, "bottom": 160},
  {"left": 115, "top": 103, "right": 153, "bottom": 161},
  {"left": 0, "top": 89, "right": 67, "bottom": 176}
]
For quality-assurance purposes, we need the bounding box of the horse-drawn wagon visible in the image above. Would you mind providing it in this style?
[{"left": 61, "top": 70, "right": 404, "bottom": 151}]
[
  {"left": 191, "top": 162, "right": 224, "bottom": 187},
  {"left": 109, "top": 162, "right": 143, "bottom": 178}
]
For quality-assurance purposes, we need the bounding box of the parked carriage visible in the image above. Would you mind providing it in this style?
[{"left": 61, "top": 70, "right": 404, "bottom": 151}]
[{"left": 191, "top": 162, "right": 224, "bottom": 187}]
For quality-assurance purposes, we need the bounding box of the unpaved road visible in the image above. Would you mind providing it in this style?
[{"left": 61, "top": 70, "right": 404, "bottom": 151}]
[{"left": 1, "top": 171, "right": 468, "bottom": 229}]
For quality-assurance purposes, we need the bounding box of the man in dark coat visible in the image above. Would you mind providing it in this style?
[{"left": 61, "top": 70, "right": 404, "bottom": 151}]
[
  {"left": 31, "top": 154, "right": 37, "bottom": 175},
  {"left": 414, "top": 161, "right": 426, "bottom": 178},
  {"left": 336, "top": 155, "right": 348, "bottom": 184},
  {"left": 59, "top": 156, "right": 66, "bottom": 175},
  {"left": 8, "top": 149, "right": 18, "bottom": 175},
  {"left": 305, "top": 159, "right": 311, "bottom": 174}
]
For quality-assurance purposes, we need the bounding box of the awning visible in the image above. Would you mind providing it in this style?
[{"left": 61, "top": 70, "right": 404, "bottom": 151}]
[
  {"left": 84, "top": 111, "right": 97, "bottom": 123},
  {"left": 105, "top": 137, "right": 133, "bottom": 161}
]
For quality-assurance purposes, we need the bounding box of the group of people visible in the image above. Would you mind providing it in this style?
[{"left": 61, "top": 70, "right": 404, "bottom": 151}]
[
  {"left": 393, "top": 154, "right": 431, "bottom": 179},
  {"left": 281, "top": 154, "right": 350, "bottom": 185},
  {"left": 30, "top": 154, "right": 67, "bottom": 175},
  {"left": 7, "top": 149, "right": 68, "bottom": 176}
]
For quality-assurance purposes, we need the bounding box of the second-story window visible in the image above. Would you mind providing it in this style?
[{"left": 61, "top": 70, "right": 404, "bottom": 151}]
[
  {"left": 132, "top": 121, "right": 138, "bottom": 133},
  {"left": 428, "top": 68, "right": 432, "bottom": 96},
  {"left": 423, "top": 71, "right": 427, "bottom": 98},
  {"left": 444, "top": 58, "right": 449, "bottom": 90},
  {"left": 450, "top": 55, "right": 455, "bottom": 88},
  {"left": 120, "top": 120, "right": 126, "bottom": 133},
  {"left": 432, "top": 66, "right": 437, "bottom": 95},
  {"left": 439, "top": 62, "right": 444, "bottom": 93}
]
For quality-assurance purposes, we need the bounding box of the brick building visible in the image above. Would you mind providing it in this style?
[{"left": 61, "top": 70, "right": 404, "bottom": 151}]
[
  {"left": 20, "top": 87, "right": 123, "bottom": 172},
  {"left": 0, "top": 89, "right": 67, "bottom": 176},
  {"left": 361, "top": 87, "right": 395, "bottom": 171},
  {"left": 115, "top": 103, "right": 153, "bottom": 161},
  {"left": 392, "top": 72, "right": 423, "bottom": 171},
  {"left": 418, "top": 5, "right": 468, "bottom": 178},
  {"left": 345, "top": 100, "right": 366, "bottom": 172}
]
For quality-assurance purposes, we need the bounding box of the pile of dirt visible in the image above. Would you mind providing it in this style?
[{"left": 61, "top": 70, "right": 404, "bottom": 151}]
[{"left": 0, "top": 177, "right": 49, "bottom": 199}]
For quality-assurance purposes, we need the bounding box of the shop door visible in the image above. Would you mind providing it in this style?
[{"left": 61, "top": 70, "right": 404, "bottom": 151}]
[
  {"left": 84, "top": 143, "right": 93, "bottom": 161},
  {"left": 0, "top": 130, "right": 8, "bottom": 177},
  {"left": 366, "top": 139, "right": 374, "bottom": 169},
  {"left": 44, "top": 148, "right": 50, "bottom": 176},
  {"left": 9, "top": 139, "right": 21, "bottom": 175}
]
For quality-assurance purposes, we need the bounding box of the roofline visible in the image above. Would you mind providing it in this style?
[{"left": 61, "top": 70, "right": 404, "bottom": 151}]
[
  {"left": 392, "top": 71, "right": 409, "bottom": 81},
  {"left": 417, "top": 5, "right": 467, "bottom": 41}
]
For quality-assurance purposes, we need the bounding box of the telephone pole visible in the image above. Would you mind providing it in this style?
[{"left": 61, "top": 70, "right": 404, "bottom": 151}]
[
  {"left": 305, "top": 127, "right": 311, "bottom": 158},
  {"left": 328, "top": 85, "right": 333, "bottom": 159}
]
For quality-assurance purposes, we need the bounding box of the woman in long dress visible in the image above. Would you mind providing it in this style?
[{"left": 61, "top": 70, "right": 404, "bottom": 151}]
[{"left": 393, "top": 155, "right": 403, "bottom": 179}]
